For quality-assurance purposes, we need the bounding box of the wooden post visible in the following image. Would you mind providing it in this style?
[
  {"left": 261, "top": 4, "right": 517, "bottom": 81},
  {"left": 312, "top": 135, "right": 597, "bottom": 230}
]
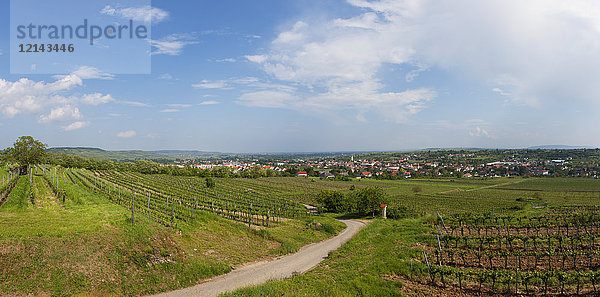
[
  {"left": 437, "top": 211, "right": 448, "bottom": 233},
  {"left": 192, "top": 197, "right": 197, "bottom": 223},
  {"left": 423, "top": 251, "right": 433, "bottom": 283},
  {"left": 437, "top": 234, "right": 444, "bottom": 265},
  {"left": 131, "top": 192, "right": 135, "bottom": 224},
  {"left": 171, "top": 203, "right": 174, "bottom": 227},
  {"left": 147, "top": 193, "right": 151, "bottom": 218}
]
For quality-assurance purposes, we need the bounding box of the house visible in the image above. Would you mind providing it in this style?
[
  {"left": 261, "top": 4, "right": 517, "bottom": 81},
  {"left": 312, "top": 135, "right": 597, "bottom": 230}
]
[
  {"left": 319, "top": 171, "right": 335, "bottom": 178},
  {"left": 361, "top": 171, "right": 372, "bottom": 178},
  {"left": 297, "top": 171, "right": 308, "bottom": 177}
]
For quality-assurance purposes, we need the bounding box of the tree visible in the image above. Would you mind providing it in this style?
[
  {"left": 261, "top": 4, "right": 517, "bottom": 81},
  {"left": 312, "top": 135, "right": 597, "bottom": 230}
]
[
  {"left": 353, "top": 187, "right": 386, "bottom": 216},
  {"left": 316, "top": 190, "right": 346, "bottom": 213},
  {"left": 4, "top": 136, "right": 47, "bottom": 173}
]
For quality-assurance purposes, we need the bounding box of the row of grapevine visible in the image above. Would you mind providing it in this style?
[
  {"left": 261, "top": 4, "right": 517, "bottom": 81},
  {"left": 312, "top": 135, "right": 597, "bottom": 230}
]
[
  {"left": 0, "top": 168, "right": 20, "bottom": 206},
  {"left": 412, "top": 207, "right": 600, "bottom": 295},
  {"left": 69, "top": 169, "right": 309, "bottom": 228}
]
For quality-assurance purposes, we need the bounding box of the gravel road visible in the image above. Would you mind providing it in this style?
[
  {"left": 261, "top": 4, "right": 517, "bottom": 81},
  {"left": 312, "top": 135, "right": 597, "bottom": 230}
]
[{"left": 151, "top": 219, "right": 365, "bottom": 297}]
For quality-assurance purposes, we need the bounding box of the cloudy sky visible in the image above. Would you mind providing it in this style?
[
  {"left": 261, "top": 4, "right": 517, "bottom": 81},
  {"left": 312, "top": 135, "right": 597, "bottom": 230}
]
[{"left": 0, "top": 0, "right": 599, "bottom": 152}]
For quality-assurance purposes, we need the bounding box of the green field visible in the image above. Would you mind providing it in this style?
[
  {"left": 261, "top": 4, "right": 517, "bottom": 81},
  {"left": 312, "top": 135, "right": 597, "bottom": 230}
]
[
  {"left": 1, "top": 168, "right": 599, "bottom": 296},
  {"left": 211, "top": 176, "right": 599, "bottom": 214},
  {"left": 0, "top": 170, "right": 344, "bottom": 296},
  {"left": 224, "top": 177, "right": 600, "bottom": 297}
]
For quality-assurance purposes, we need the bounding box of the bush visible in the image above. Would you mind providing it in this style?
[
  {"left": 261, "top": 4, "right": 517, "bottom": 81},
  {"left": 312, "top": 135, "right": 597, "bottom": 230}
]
[
  {"left": 316, "top": 187, "right": 387, "bottom": 216},
  {"left": 352, "top": 187, "right": 386, "bottom": 216},
  {"left": 385, "top": 205, "right": 414, "bottom": 219},
  {"left": 316, "top": 190, "right": 346, "bottom": 213}
]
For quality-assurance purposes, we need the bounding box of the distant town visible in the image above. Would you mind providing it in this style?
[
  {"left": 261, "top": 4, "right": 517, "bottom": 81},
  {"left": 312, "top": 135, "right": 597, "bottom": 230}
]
[{"left": 165, "top": 149, "right": 600, "bottom": 179}]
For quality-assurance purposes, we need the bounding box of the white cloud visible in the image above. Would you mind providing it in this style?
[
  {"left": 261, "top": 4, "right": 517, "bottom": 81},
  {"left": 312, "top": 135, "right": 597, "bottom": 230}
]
[
  {"left": 159, "top": 73, "right": 174, "bottom": 80},
  {"left": 273, "top": 21, "right": 308, "bottom": 44},
  {"left": 119, "top": 100, "right": 149, "bottom": 107},
  {"left": 470, "top": 127, "right": 491, "bottom": 138},
  {"left": 215, "top": 58, "right": 237, "bottom": 63},
  {"left": 151, "top": 34, "right": 198, "bottom": 55},
  {"left": 340, "top": 0, "right": 600, "bottom": 107},
  {"left": 63, "top": 121, "right": 90, "bottom": 131},
  {"left": 238, "top": 91, "right": 299, "bottom": 109},
  {"left": 80, "top": 93, "right": 115, "bottom": 105},
  {"left": 192, "top": 80, "right": 230, "bottom": 89},
  {"left": 38, "top": 105, "right": 82, "bottom": 123},
  {"left": 0, "top": 75, "right": 83, "bottom": 117},
  {"left": 117, "top": 130, "right": 137, "bottom": 138},
  {"left": 245, "top": 55, "right": 268, "bottom": 63},
  {"left": 241, "top": 0, "right": 600, "bottom": 122},
  {"left": 492, "top": 88, "right": 511, "bottom": 96},
  {"left": 100, "top": 5, "right": 169, "bottom": 23},
  {"left": 200, "top": 100, "right": 219, "bottom": 105},
  {"left": 166, "top": 104, "right": 191, "bottom": 108},
  {"left": 68, "top": 66, "right": 114, "bottom": 80},
  {"left": 0, "top": 65, "right": 117, "bottom": 129},
  {"left": 242, "top": 10, "right": 434, "bottom": 122},
  {"left": 160, "top": 109, "right": 180, "bottom": 113}
]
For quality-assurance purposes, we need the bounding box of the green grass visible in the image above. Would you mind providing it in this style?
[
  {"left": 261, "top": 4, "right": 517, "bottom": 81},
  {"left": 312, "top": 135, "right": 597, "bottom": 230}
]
[
  {"left": 2, "top": 171, "right": 599, "bottom": 296},
  {"left": 223, "top": 218, "right": 431, "bottom": 297},
  {"left": 224, "top": 177, "right": 600, "bottom": 297},
  {"left": 0, "top": 167, "right": 348, "bottom": 296},
  {"left": 260, "top": 216, "right": 346, "bottom": 254},
  {"left": 1, "top": 176, "right": 32, "bottom": 211},
  {"left": 495, "top": 177, "right": 600, "bottom": 192}
]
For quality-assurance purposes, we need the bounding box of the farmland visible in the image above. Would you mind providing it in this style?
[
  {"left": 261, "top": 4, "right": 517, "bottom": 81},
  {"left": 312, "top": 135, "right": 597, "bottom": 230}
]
[
  {"left": 221, "top": 176, "right": 599, "bottom": 296},
  {"left": 413, "top": 209, "right": 600, "bottom": 295},
  {"left": 0, "top": 166, "right": 344, "bottom": 296},
  {"left": 0, "top": 160, "right": 599, "bottom": 296}
]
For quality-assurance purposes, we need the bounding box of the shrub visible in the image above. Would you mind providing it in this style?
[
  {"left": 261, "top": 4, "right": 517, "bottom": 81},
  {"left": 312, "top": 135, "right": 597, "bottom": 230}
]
[{"left": 386, "top": 205, "right": 413, "bottom": 219}]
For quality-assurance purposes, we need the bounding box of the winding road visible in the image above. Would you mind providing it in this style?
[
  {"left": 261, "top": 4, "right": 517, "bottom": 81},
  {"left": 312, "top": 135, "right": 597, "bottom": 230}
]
[{"left": 151, "top": 219, "right": 365, "bottom": 297}]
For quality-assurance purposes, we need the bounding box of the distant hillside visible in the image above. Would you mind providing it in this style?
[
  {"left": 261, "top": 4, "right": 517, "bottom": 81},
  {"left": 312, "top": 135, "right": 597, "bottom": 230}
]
[
  {"left": 48, "top": 147, "right": 176, "bottom": 162},
  {"left": 527, "top": 145, "right": 597, "bottom": 150},
  {"left": 150, "top": 150, "right": 230, "bottom": 158}
]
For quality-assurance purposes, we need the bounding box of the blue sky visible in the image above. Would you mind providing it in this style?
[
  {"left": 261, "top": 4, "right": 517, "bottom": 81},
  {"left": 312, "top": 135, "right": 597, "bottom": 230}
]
[{"left": 0, "top": 0, "right": 599, "bottom": 152}]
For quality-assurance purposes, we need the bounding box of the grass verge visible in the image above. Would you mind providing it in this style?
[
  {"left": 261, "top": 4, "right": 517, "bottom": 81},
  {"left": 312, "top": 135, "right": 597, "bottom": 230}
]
[{"left": 223, "top": 217, "right": 432, "bottom": 297}]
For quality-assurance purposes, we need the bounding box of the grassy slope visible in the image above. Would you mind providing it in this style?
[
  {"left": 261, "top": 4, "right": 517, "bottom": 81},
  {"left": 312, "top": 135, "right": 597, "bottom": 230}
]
[
  {"left": 0, "top": 171, "right": 345, "bottom": 297},
  {"left": 224, "top": 218, "right": 430, "bottom": 297},
  {"left": 48, "top": 147, "right": 172, "bottom": 162}
]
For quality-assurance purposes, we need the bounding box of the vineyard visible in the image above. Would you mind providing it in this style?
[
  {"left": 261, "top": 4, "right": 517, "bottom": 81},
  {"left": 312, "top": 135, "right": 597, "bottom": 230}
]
[
  {"left": 0, "top": 166, "right": 19, "bottom": 206},
  {"left": 3, "top": 162, "right": 600, "bottom": 296},
  {"left": 32, "top": 167, "right": 600, "bottom": 221},
  {"left": 410, "top": 207, "right": 600, "bottom": 295},
  {"left": 37, "top": 167, "right": 309, "bottom": 229}
]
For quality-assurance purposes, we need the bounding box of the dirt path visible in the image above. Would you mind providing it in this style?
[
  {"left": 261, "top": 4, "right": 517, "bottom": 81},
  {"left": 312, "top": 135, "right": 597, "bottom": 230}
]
[
  {"left": 151, "top": 219, "right": 366, "bottom": 297},
  {"left": 464, "top": 179, "right": 526, "bottom": 192}
]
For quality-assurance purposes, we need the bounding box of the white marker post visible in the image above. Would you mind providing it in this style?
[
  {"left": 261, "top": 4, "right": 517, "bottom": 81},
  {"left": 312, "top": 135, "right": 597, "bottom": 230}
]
[{"left": 381, "top": 204, "right": 387, "bottom": 219}]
